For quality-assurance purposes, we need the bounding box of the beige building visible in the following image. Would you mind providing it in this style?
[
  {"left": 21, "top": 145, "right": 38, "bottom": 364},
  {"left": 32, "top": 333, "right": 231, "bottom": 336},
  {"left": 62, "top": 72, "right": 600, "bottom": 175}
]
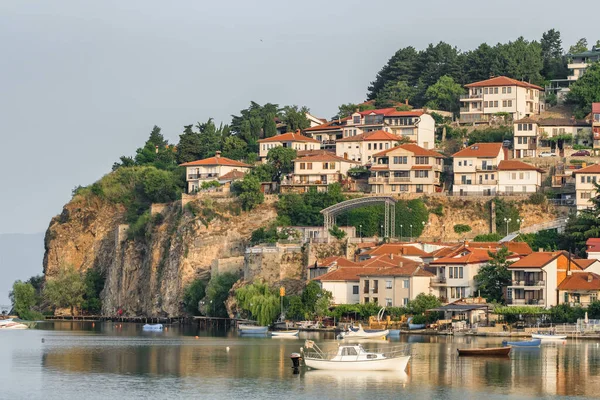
[
  {"left": 335, "top": 130, "right": 404, "bottom": 164},
  {"left": 369, "top": 144, "right": 444, "bottom": 194},
  {"left": 283, "top": 153, "right": 359, "bottom": 192},
  {"left": 513, "top": 117, "right": 592, "bottom": 158},
  {"left": 574, "top": 164, "right": 600, "bottom": 210},
  {"left": 460, "top": 76, "right": 544, "bottom": 124},
  {"left": 558, "top": 272, "right": 600, "bottom": 307},
  {"left": 257, "top": 131, "right": 320, "bottom": 160},
  {"left": 593, "top": 103, "right": 600, "bottom": 155},
  {"left": 567, "top": 48, "right": 600, "bottom": 81},
  {"left": 452, "top": 143, "right": 506, "bottom": 195},
  {"left": 497, "top": 160, "right": 544, "bottom": 194},
  {"left": 180, "top": 152, "right": 251, "bottom": 193},
  {"left": 358, "top": 264, "right": 434, "bottom": 307}
]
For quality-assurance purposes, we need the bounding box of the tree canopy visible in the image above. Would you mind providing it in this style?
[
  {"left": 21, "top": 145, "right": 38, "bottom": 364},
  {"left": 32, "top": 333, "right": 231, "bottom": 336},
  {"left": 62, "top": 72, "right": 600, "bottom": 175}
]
[
  {"left": 44, "top": 264, "right": 86, "bottom": 315},
  {"left": 474, "top": 247, "right": 513, "bottom": 304},
  {"left": 566, "top": 63, "right": 600, "bottom": 118}
]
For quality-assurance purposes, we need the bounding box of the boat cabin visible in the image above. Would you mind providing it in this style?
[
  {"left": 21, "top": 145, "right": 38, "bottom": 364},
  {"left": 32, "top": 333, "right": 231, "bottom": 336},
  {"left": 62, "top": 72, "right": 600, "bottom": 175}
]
[{"left": 332, "top": 345, "right": 384, "bottom": 361}]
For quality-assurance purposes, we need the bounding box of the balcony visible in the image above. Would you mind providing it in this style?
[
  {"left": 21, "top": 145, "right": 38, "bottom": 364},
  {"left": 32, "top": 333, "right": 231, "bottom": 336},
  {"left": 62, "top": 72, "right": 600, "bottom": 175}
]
[
  {"left": 460, "top": 94, "right": 483, "bottom": 100},
  {"left": 477, "top": 179, "right": 498, "bottom": 185},
  {"left": 511, "top": 280, "right": 545, "bottom": 287},
  {"left": 368, "top": 176, "right": 411, "bottom": 184},
  {"left": 459, "top": 114, "right": 490, "bottom": 124},
  {"left": 431, "top": 276, "right": 446, "bottom": 285},
  {"left": 568, "top": 62, "right": 588, "bottom": 70},
  {"left": 476, "top": 165, "right": 497, "bottom": 172},
  {"left": 507, "top": 298, "right": 545, "bottom": 305},
  {"left": 188, "top": 173, "right": 219, "bottom": 180},
  {"left": 368, "top": 177, "right": 388, "bottom": 184}
]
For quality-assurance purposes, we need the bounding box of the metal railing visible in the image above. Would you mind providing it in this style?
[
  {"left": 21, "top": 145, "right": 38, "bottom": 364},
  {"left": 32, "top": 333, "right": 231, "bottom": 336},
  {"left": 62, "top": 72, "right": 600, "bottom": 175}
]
[
  {"left": 460, "top": 94, "right": 483, "bottom": 100},
  {"left": 507, "top": 299, "right": 545, "bottom": 305},
  {"left": 431, "top": 277, "right": 446, "bottom": 284},
  {"left": 511, "top": 280, "right": 545, "bottom": 287},
  {"left": 188, "top": 173, "right": 219, "bottom": 180}
]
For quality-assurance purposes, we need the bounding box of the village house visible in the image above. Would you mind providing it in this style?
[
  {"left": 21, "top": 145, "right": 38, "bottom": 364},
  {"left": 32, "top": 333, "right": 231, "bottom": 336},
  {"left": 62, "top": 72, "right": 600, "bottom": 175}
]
[
  {"left": 303, "top": 119, "right": 347, "bottom": 151},
  {"left": 459, "top": 76, "right": 544, "bottom": 124},
  {"left": 180, "top": 151, "right": 251, "bottom": 193},
  {"left": 307, "top": 256, "right": 359, "bottom": 280},
  {"left": 452, "top": 143, "right": 507, "bottom": 195},
  {"left": 587, "top": 238, "right": 600, "bottom": 261},
  {"left": 334, "top": 130, "right": 404, "bottom": 164},
  {"left": 557, "top": 272, "right": 600, "bottom": 307},
  {"left": 313, "top": 266, "right": 378, "bottom": 305},
  {"left": 593, "top": 103, "right": 600, "bottom": 155},
  {"left": 358, "top": 264, "right": 434, "bottom": 307},
  {"left": 369, "top": 144, "right": 444, "bottom": 194},
  {"left": 567, "top": 47, "right": 600, "bottom": 81},
  {"left": 506, "top": 251, "right": 584, "bottom": 308},
  {"left": 282, "top": 153, "right": 359, "bottom": 193},
  {"left": 513, "top": 117, "right": 592, "bottom": 158},
  {"left": 573, "top": 164, "right": 600, "bottom": 210},
  {"left": 357, "top": 243, "right": 430, "bottom": 263},
  {"left": 497, "top": 160, "right": 544, "bottom": 194},
  {"left": 257, "top": 131, "right": 320, "bottom": 161}
]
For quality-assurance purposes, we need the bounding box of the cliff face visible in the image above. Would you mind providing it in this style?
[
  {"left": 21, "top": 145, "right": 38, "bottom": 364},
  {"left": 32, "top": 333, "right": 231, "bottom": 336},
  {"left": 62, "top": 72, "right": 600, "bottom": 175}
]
[{"left": 44, "top": 194, "right": 277, "bottom": 317}]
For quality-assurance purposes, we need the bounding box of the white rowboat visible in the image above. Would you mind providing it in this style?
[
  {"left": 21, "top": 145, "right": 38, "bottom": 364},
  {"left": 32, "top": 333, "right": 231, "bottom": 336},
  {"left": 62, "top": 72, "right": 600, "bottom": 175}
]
[
  {"left": 239, "top": 325, "right": 269, "bottom": 334},
  {"left": 531, "top": 333, "right": 567, "bottom": 340},
  {"left": 339, "top": 324, "right": 389, "bottom": 340},
  {"left": 302, "top": 340, "right": 410, "bottom": 371},
  {"left": 271, "top": 330, "right": 299, "bottom": 337}
]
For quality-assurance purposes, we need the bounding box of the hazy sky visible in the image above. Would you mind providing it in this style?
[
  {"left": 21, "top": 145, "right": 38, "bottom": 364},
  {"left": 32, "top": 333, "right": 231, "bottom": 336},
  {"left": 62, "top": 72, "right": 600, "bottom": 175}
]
[{"left": 1, "top": 0, "right": 598, "bottom": 234}]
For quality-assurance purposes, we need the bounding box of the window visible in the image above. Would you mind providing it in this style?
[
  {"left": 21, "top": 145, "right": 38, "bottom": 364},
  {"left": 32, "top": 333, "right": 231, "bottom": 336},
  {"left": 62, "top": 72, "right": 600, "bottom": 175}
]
[
  {"left": 507, "top": 87, "right": 512, "bottom": 94},
  {"left": 502, "top": 87, "right": 507, "bottom": 94},
  {"left": 330, "top": 162, "right": 335, "bottom": 170},
  {"left": 582, "top": 176, "right": 585, "bottom": 183},
  {"left": 403, "top": 298, "right": 409, "bottom": 306},
  {"left": 494, "top": 87, "right": 498, "bottom": 94},
  {"left": 363, "top": 280, "right": 369, "bottom": 294},
  {"left": 588, "top": 176, "right": 592, "bottom": 183},
  {"left": 379, "top": 143, "right": 383, "bottom": 150},
  {"left": 399, "top": 184, "right": 408, "bottom": 192},
  {"left": 373, "top": 280, "right": 379, "bottom": 294},
  {"left": 364, "top": 297, "right": 369, "bottom": 303},
  {"left": 494, "top": 101, "right": 498, "bottom": 107},
  {"left": 299, "top": 163, "right": 305, "bottom": 170},
  {"left": 322, "top": 162, "right": 328, "bottom": 169},
  {"left": 415, "top": 156, "right": 429, "bottom": 165},
  {"left": 368, "top": 143, "right": 372, "bottom": 150},
  {"left": 353, "top": 285, "right": 359, "bottom": 295},
  {"left": 393, "top": 156, "right": 407, "bottom": 164},
  {"left": 449, "top": 268, "right": 454, "bottom": 279},
  {"left": 582, "top": 192, "right": 592, "bottom": 199},
  {"left": 518, "top": 124, "right": 523, "bottom": 131},
  {"left": 519, "top": 172, "right": 524, "bottom": 179},
  {"left": 385, "top": 143, "right": 389, "bottom": 149},
  {"left": 391, "top": 185, "right": 396, "bottom": 192},
  {"left": 416, "top": 184, "right": 424, "bottom": 192},
  {"left": 385, "top": 298, "right": 392, "bottom": 307},
  {"left": 459, "top": 267, "right": 463, "bottom": 279},
  {"left": 307, "top": 163, "right": 312, "bottom": 170},
  {"left": 484, "top": 101, "right": 488, "bottom": 108},
  {"left": 414, "top": 170, "right": 429, "bottom": 178},
  {"left": 353, "top": 116, "right": 361, "bottom": 124},
  {"left": 372, "top": 297, "right": 378, "bottom": 304},
  {"left": 403, "top": 279, "right": 410, "bottom": 289},
  {"left": 386, "top": 280, "right": 393, "bottom": 289},
  {"left": 503, "top": 100, "right": 507, "bottom": 107},
  {"left": 458, "top": 161, "right": 462, "bottom": 166},
  {"left": 484, "top": 88, "right": 488, "bottom": 94},
  {"left": 591, "top": 293, "right": 598, "bottom": 302},
  {"left": 508, "top": 100, "right": 513, "bottom": 107}
]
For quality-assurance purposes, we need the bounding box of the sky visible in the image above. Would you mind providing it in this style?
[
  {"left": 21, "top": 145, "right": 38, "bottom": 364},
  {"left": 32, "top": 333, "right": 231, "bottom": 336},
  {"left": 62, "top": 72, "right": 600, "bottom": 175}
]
[{"left": 1, "top": 0, "right": 598, "bottom": 235}]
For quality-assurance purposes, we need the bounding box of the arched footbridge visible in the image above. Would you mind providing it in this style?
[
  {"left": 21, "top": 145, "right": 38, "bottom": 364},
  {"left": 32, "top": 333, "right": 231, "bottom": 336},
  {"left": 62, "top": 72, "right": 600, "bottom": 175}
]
[{"left": 321, "top": 196, "right": 397, "bottom": 238}]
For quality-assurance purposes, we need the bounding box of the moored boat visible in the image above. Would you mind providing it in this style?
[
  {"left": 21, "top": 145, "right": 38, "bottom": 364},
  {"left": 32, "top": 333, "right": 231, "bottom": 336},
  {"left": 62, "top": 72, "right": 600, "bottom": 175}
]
[
  {"left": 0, "top": 319, "right": 28, "bottom": 330},
  {"left": 457, "top": 347, "right": 511, "bottom": 356},
  {"left": 239, "top": 324, "right": 269, "bottom": 334},
  {"left": 271, "top": 330, "right": 299, "bottom": 337},
  {"left": 531, "top": 333, "right": 567, "bottom": 341},
  {"left": 301, "top": 340, "right": 410, "bottom": 371},
  {"left": 502, "top": 339, "right": 541, "bottom": 347},
  {"left": 339, "top": 324, "right": 388, "bottom": 340},
  {"left": 142, "top": 323, "right": 163, "bottom": 331}
]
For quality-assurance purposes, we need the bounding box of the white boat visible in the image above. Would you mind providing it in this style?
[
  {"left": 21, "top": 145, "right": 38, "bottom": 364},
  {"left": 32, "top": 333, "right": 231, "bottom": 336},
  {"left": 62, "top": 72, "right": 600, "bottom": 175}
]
[
  {"left": 271, "top": 330, "right": 299, "bottom": 337},
  {"left": 142, "top": 323, "right": 163, "bottom": 331},
  {"left": 339, "top": 324, "right": 389, "bottom": 340},
  {"left": 0, "top": 319, "right": 28, "bottom": 330},
  {"left": 531, "top": 333, "right": 567, "bottom": 340},
  {"left": 301, "top": 340, "right": 410, "bottom": 371},
  {"left": 238, "top": 324, "right": 269, "bottom": 334}
]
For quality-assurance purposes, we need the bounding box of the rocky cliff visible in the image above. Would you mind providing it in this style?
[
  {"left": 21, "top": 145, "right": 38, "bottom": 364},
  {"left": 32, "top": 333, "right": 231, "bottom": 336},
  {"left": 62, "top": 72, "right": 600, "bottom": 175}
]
[{"left": 44, "top": 194, "right": 278, "bottom": 316}]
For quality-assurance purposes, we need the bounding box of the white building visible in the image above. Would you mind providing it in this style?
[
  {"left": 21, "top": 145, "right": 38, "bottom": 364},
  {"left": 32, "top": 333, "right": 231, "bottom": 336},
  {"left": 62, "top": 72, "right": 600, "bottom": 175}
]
[
  {"left": 460, "top": 76, "right": 544, "bottom": 124},
  {"left": 283, "top": 153, "right": 359, "bottom": 192},
  {"left": 180, "top": 152, "right": 251, "bottom": 193},
  {"left": 497, "top": 160, "right": 544, "bottom": 194},
  {"left": 257, "top": 131, "right": 320, "bottom": 160},
  {"left": 567, "top": 48, "right": 600, "bottom": 81},
  {"left": 358, "top": 264, "right": 434, "bottom": 307},
  {"left": 574, "top": 164, "right": 600, "bottom": 210},
  {"left": 313, "top": 267, "right": 369, "bottom": 305},
  {"left": 452, "top": 143, "right": 506, "bottom": 195},
  {"left": 335, "top": 130, "right": 404, "bottom": 164}
]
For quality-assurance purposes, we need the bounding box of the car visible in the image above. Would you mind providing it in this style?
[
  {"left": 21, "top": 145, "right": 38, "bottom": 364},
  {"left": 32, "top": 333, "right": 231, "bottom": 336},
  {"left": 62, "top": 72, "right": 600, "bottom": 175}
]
[
  {"left": 539, "top": 151, "right": 557, "bottom": 157},
  {"left": 571, "top": 150, "right": 590, "bottom": 156}
]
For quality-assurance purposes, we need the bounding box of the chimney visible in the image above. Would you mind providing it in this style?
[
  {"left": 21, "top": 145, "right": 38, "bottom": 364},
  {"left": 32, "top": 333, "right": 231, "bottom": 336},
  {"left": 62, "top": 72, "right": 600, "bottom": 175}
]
[
  {"left": 399, "top": 262, "right": 403, "bottom": 268},
  {"left": 390, "top": 253, "right": 394, "bottom": 260},
  {"left": 539, "top": 248, "right": 544, "bottom": 252},
  {"left": 296, "top": 129, "right": 301, "bottom": 134},
  {"left": 405, "top": 99, "right": 409, "bottom": 106},
  {"left": 588, "top": 273, "right": 593, "bottom": 283},
  {"left": 215, "top": 151, "right": 221, "bottom": 159},
  {"left": 155, "top": 145, "right": 159, "bottom": 154}
]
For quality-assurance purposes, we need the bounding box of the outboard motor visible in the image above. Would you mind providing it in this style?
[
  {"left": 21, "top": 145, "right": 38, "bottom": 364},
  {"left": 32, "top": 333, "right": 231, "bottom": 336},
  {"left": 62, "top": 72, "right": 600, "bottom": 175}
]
[{"left": 290, "top": 353, "right": 302, "bottom": 374}]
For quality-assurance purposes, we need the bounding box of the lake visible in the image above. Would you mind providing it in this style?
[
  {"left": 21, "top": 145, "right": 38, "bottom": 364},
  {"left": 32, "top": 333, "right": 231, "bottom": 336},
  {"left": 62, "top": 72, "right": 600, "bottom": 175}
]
[{"left": 1, "top": 322, "right": 599, "bottom": 399}]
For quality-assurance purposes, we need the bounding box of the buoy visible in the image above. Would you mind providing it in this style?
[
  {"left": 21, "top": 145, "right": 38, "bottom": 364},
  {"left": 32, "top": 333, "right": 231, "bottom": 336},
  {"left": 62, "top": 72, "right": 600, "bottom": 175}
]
[
  {"left": 41, "top": 338, "right": 45, "bottom": 343},
  {"left": 226, "top": 346, "right": 230, "bottom": 352},
  {"left": 195, "top": 336, "right": 199, "bottom": 339},
  {"left": 92, "top": 323, "right": 95, "bottom": 327}
]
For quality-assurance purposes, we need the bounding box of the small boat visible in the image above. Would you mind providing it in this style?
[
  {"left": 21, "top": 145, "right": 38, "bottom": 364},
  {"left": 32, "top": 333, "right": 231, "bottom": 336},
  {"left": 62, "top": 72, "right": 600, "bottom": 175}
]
[
  {"left": 142, "top": 323, "right": 163, "bottom": 331},
  {"left": 271, "top": 330, "right": 299, "bottom": 337},
  {"left": 502, "top": 339, "right": 541, "bottom": 347},
  {"left": 408, "top": 323, "right": 425, "bottom": 330},
  {"left": 238, "top": 324, "right": 269, "bottom": 334},
  {"left": 388, "top": 329, "right": 401, "bottom": 337},
  {"left": 339, "top": 324, "right": 389, "bottom": 340},
  {"left": 457, "top": 347, "right": 511, "bottom": 357},
  {"left": 0, "top": 320, "right": 29, "bottom": 330},
  {"left": 301, "top": 340, "right": 410, "bottom": 371},
  {"left": 531, "top": 333, "right": 567, "bottom": 341}
]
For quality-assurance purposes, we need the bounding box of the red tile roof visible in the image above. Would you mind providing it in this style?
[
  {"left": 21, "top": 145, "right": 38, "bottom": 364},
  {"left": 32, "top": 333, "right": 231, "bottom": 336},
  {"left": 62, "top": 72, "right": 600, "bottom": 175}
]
[
  {"left": 557, "top": 272, "right": 600, "bottom": 291},
  {"left": 587, "top": 238, "right": 600, "bottom": 253},
  {"left": 362, "top": 244, "right": 429, "bottom": 257},
  {"left": 411, "top": 165, "right": 432, "bottom": 170},
  {"left": 508, "top": 251, "right": 565, "bottom": 269},
  {"left": 373, "top": 143, "right": 444, "bottom": 158},
  {"left": 357, "top": 108, "right": 424, "bottom": 118},
  {"left": 336, "top": 130, "right": 401, "bottom": 143},
  {"left": 257, "top": 132, "right": 319, "bottom": 143},
  {"left": 293, "top": 153, "right": 359, "bottom": 163},
  {"left": 453, "top": 143, "right": 504, "bottom": 158},
  {"left": 218, "top": 169, "right": 247, "bottom": 180},
  {"left": 464, "top": 76, "right": 544, "bottom": 91},
  {"left": 498, "top": 160, "right": 544, "bottom": 173},
  {"left": 574, "top": 164, "right": 600, "bottom": 174},
  {"left": 357, "top": 264, "right": 434, "bottom": 277},
  {"left": 573, "top": 258, "right": 598, "bottom": 269},
  {"left": 303, "top": 119, "right": 348, "bottom": 132},
  {"left": 313, "top": 267, "right": 379, "bottom": 282},
  {"left": 537, "top": 118, "right": 590, "bottom": 127},
  {"left": 180, "top": 156, "right": 252, "bottom": 167},
  {"left": 431, "top": 248, "right": 496, "bottom": 265},
  {"left": 593, "top": 103, "right": 600, "bottom": 114},
  {"left": 296, "top": 149, "right": 334, "bottom": 158},
  {"left": 358, "top": 108, "right": 397, "bottom": 116},
  {"left": 314, "top": 256, "right": 359, "bottom": 268},
  {"left": 370, "top": 165, "right": 389, "bottom": 171},
  {"left": 358, "top": 254, "right": 417, "bottom": 268}
]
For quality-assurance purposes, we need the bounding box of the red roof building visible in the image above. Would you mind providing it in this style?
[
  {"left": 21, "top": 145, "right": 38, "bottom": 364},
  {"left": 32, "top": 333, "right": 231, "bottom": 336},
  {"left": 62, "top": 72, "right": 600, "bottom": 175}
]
[{"left": 180, "top": 151, "right": 251, "bottom": 193}]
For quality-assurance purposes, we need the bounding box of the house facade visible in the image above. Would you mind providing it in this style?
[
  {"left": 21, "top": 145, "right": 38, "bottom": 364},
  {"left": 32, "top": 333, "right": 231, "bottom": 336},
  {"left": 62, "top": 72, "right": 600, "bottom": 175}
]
[
  {"left": 257, "top": 131, "right": 320, "bottom": 160},
  {"left": 593, "top": 103, "right": 600, "bottom": 155},
  {"left": 460, "top": 76, "right": 544, "bottom": 124},
  {"left": 313, "top": 267, "right": 376, "bottom": 305},
  {"left": 557, "top": 272, "right": 600, "bottom": 306},
  {"left": 283, "top": 153, "right": 359, "bottom": 192},
  {"left": 574, "top": 164, "right": 600, "bottom": 210},
  {"left": 180, "top": 152, "right": 251, "bottom": 193},
  {"left": 369, "top": 144, "right": 444, "bottom": 194},
  {"left": 497, "top": 160, "right": 544, "bottom": 194},
  {"left": 358, "top": 265, "right": 434, "bottom": 307},
  {"left": 506, "top": 251, "right": 584, "bottom": 308},
  {"left": 567, "top": 48, "right": 600, "bottom": 81},
  {"left": 335, "top": 130, "right": 403, "bottom": 164},
  {"left": 452, "top": 143, "right": 506, "bottom": 195}
]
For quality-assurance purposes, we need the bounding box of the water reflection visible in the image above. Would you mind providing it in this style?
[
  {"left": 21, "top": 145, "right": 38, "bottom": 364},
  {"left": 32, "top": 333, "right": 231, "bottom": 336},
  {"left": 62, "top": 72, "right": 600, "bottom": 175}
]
[{"left": 8, "top": 322, "right": 600, "bottom": 398}]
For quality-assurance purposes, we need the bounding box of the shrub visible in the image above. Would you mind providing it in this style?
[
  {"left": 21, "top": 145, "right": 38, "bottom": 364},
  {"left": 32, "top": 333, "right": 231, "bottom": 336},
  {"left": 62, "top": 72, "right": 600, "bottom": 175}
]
[
  {"left": 9, "top": 281, "right": 38, "bottom": 319},
  {"left": 329, "top": 225, "right": 347, "bottom": 240},
  {"left": 81, "top": 268, "right": 105, "bottom": 315},
  {"left": 152, "top": 213, "right": 165, "bottom": 225},
  {"left": 183, "top": 279, "right": 207, "bottom": 315},
  {"left": 528, "top": 193, "right": 546, "bottom": 205},
  {"left": 570, "top": 159, "right": 585, "bottom": 165},
  {"left": 453, "top": 224, "right": 471, "bottom": 234},
  {"left": 231, "top": 176, "right": 264, "bottom": 211},
  {"left": 430, "top": 204, "right": 444, "bottom": 217},
  {"left": 200, "top": 180, "right": 221, "bottom": 190},
  {"left": 411, "top": 314, "right": 426, "bottom": 324},
  {"left": 473, "top": 233, "right": 503, "bottom": 242},
  {"left": 204, "top": 272, "right": 239, "bottom": 318},
  {"left": 127, "top": 211, "right": 151, "bottom": 240}
]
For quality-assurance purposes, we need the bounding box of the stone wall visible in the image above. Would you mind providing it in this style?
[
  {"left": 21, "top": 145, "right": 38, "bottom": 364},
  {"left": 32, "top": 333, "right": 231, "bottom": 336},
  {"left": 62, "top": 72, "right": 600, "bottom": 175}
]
[{"left": 211, "top": 256, "right": 245, "bottom": 277}]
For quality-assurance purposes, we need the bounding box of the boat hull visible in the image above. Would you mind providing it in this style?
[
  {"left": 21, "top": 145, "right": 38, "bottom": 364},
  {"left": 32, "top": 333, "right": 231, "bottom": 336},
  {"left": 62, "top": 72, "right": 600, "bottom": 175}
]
[
  {"left": 502, "top": 339, "right": 541, "bottom": 347},
  {"left": 342, "top": 329, "right": 389, "bottom": 340},
  {"left": 142, "top": 324, "right": 163, "bottom": 331},
  {"left": 457, "top": 347, "right": 511, "bottom": 356},
  {"left": 304, "top": 355, "right": 410, "bottom": 371},
  {"left": 271, "top": 330, "right": 299, "bottom": 337},
  {"left": 408, "top": 324, "right": 425, "bottom": 330},
  {"left": 239, "top": 325, "right": 269, "bottom": 334},
  {"left": 531, "top": 334, "right": 567, "bottom": 340}
]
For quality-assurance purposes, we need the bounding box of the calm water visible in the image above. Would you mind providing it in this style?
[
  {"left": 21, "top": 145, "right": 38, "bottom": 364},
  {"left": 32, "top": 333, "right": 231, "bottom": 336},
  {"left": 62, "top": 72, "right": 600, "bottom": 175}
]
[{"left": 1, "top": 322, "right": 600, "bottom": 399}]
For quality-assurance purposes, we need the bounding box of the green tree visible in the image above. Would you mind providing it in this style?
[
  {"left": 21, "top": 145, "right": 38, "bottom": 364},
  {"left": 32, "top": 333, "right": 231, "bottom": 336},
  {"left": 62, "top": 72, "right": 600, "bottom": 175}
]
[
  {"left": 134, "top": 126, "right": 177, "bottom": 170},
  {"left": 263, "top": 113, "right": 278, "bottom": 138},
  {"left": 335, "top": 103, "right": 375, "bottom": 119},
  {"left": 281, "top": 105, "right": 310, "bottom": 132},
  {"left": 285, "top": 295, "right": 306, "bottom": 320},
  {"left": 568, "top": 38, "right": 588, "bottom": 54},
  {"left": 221, "top": 136, "right": 249, "bottom": 161},
  {"left": 249, "top": 163, "right": 276, "bottom": 182},
  {"left": 197, "top": 118, "right": 224, "bottom": 159},
  {"left": 183, "top": 279, "right": 207, "bottom": 315},
  {"left": 473, "top": 232, "right": 503, "bottom": 242},
  {"left": 266, "top": 146, "right": 297, "bottom": 182},
  {"left": 566, "top": 63, "right": 600, "bottom": 118},
  {"left": 474, "top": 247, "right": 513, "bottom": 304},
  {"left": 541, "top": 29, "right": 567, "bottom": 80},
  {"left": 176, "top": 124, "right": 203, "bottom": 164},
  {"left": 407, "top": 293, "right": 441, "bottom": 314},
  {"left": 374, "top": 80, "right": 415, "bottom": 108},
  {"left": 231, "top": 175, "right": 264, "bottom": 211},
  {"left": 44, "top": 264, "right": 86, "bottom": 315},
  {"left": 329, "top": 225, "right": 347, "bottom": 240},
  {"left": 140, "top": 168, "right": 180, "bottom": 203},
  {"left": 204, "top": 272, "right": 239, "bottom": 318},
  {"left": 235, "top": 281, "right": 280, "bottom": 326},
  {"left": 9, "top": 281, "right": 37, "bottom": 319},
  {"left": 424, "top": 75, "right": 464, "bottom": 112},
  {"left": 301, "top": 281, "right": 332, "bottom": 318},
  {"left": 368, "top": 46, "right": 420, "bottom": 100},
  {"left": 81, "top": 268, "right": 105, "bottom": 314},
  {"left": 453, "top": 224, "right": 471, "bottom": 234}
]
